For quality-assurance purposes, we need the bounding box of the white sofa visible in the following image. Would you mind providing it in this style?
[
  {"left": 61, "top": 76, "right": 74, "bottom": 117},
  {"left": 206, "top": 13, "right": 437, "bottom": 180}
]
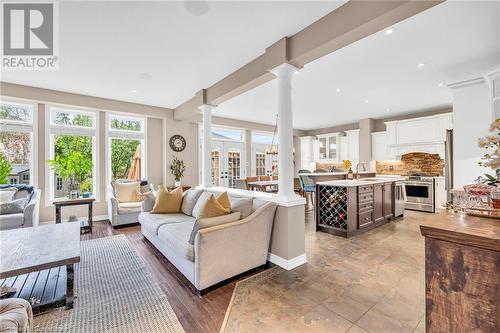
[
  {"left": 139, "top": 188, "right": 277, "bottom": 293},
  {"left": 0, "top": 188, "right": 40, "bottom": 231},
  {"left": 107, "top": 180, "right": 153, "bottom": 227}
]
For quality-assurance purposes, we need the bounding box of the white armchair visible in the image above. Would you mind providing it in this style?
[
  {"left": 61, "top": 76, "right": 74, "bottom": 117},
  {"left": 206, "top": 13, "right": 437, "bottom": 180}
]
[
  {"left": 107, "top": 180, "right": 153, "bottom": 227},
  {"left": 0, "top": 188, "right": 40, "bottom": 231}
]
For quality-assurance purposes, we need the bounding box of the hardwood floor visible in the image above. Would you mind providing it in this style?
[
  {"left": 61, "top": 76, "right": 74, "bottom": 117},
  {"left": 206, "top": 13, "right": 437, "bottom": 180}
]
[{"left": 82, "top": 220, "right": 247, "bottom": 333}]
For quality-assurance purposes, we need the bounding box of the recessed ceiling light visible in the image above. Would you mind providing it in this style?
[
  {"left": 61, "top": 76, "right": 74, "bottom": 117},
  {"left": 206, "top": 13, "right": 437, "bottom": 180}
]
[
  {"left": 385, "top": 27, "right": 395, "bottom": 35},
  {"left": 364, "top": 100, "right": 369, "bottom": 104},
  {"left": 336, "top": 88, "right": 341, "bottom": 92},
  {"left": 438, "top": 83, "right": 445, "bottom": 87},
  {"left": 386, "top": 108, "right": 391, "bottom": 112},
  {"left": 131, "top": 90, "right": 137, "bottom": 93},
  {"left": 417, "top": 63, "right": 426, "bottom": 68}
]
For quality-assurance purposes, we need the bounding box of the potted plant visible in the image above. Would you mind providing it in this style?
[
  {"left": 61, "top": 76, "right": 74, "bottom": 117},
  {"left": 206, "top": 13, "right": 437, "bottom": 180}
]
[
  {"left": 478, "top": 118, "right": 500, "bottom": 186},
  {"left": 169, "top": 156, "right": 185, "bottom": 187},
  {"left": 48, "top": 151, "right": 93, "bottom": 198}
]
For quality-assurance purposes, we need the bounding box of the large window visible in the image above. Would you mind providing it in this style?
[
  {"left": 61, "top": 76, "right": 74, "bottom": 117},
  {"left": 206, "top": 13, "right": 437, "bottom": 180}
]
[
  {"left": 0, "top": 101, "right": 36, "bottom": 186},
  {"left": 47, "top": 106, "right": 98, "bottom": 200},
  {"left": 107, "top": 114, "right": 145, "bottom": 182}
]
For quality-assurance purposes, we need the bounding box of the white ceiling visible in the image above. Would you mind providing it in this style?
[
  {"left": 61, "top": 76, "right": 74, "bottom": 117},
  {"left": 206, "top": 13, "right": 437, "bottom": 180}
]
[
  {"left": 214, "top": 1, "right": 500, "bottom": 130},
  {"left": 1, "top": 1, "right": 345, "bottom": 108}
]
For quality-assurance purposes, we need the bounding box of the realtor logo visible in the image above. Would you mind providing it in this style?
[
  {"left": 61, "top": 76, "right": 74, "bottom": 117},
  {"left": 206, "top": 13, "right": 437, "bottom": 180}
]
[{"left": 2, "top": 2, "right": 59, "bottom": 70}]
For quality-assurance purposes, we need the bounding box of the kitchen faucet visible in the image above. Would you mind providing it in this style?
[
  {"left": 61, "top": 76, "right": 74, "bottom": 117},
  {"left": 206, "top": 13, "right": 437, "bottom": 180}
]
[{"left": 355, "top": 162, "right": 367, "bottom": 178}]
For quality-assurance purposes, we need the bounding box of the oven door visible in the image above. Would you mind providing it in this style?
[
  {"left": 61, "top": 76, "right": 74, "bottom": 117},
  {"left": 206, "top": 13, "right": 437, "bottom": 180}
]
[{"left": 404, "top": 181, "right": 434, "bottom": 212}]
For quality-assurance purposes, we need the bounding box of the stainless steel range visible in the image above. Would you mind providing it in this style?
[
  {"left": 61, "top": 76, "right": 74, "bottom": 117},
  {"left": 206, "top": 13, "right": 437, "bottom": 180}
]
[{"left": 404, "top": 175, "right": 435, "bottom": 213}]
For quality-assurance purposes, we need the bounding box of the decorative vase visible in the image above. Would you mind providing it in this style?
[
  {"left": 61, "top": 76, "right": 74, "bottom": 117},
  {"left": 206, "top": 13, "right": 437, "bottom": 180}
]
[
  {"left": 174, "top": 180, "right": 181, "bottom": 187},
  {"left": 67, "top": 182, "right": 80, "bottom": 199}
]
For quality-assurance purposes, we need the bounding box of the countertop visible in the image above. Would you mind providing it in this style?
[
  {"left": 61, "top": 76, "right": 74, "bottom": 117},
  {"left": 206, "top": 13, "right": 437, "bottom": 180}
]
[
  {"left": 300, "top": 171, "right": 376, "bottom": 177},
  {"left": 420, "top": 210, "right": 500, "bottom": 252},
  {"left": 317, "top": 177, "right": 406, "bottom": 187}
]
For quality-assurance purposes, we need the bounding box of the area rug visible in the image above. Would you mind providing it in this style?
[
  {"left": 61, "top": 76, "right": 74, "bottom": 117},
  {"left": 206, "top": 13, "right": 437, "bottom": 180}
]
[
  {"left": 220, "top": 266, "right": 281, "bottom": 333},
  {"left": 33, "top": 235, "right": 184, "bottom": 333}
]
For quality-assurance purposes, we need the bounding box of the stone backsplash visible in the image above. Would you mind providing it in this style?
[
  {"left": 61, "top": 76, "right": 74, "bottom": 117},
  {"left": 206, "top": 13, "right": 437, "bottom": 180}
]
[
  {"left": 315, "top": 161, "right": 345, "bottom": 171},
  {"left": 376, "top": 152, "right": 444, "bottom": 176}
]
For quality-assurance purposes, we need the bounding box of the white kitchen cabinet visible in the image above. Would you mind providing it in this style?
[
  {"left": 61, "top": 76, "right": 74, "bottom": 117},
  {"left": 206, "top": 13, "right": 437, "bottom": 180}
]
[
  {"left": 339, "top": 136, "right": 348, "bottom": 161},
  {"left": 384, "top": 113, "right": 452, "bottom": 159},
  {"left": 371, "top": 132, "right": 388, "bottom": 160},
  {"left": 316, "top": 133, "right": 341, "bottom": 161},
  {"left": 299, "top": 136, "right": 318, "bottom": 171},
  {"left": 345, "top": 129, "right": 359, "bottom": 165}
]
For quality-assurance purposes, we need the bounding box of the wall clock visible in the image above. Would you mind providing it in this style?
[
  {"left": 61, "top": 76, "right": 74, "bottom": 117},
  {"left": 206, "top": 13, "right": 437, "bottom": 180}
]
[{"left": 169, "top": 134, "right": 186, "bottom": 152}]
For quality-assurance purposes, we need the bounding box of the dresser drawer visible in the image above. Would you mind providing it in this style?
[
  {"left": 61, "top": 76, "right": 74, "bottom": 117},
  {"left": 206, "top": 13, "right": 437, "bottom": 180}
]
[
  {"left": 358, "top": 185, "right": 373, "bottom": 194},
  {"left": 358, "top": 192, "right": 373, "bottom": 203},
  {"left": 359, "top": 211, "right": 373, "bottom": 228}
]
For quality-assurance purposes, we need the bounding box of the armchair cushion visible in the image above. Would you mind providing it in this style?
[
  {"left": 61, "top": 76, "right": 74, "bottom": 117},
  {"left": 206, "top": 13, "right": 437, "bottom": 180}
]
[
  {"left": 0, "top": 298, "right": 32, "bottom": 333},
  {"left": 111, "top": 181, "right": 141, "bottom": 202},
  {"left": 117, "top": 201, "right": 142, "bottom": 215},
  {"left": 0, "top": 188, "right": 18, "bottom": 203},
  {"left": 0, "top": 198, "right": 28, "bottom": 215},
  {"left": 142, "top": 192, "right": 156, "bottom": 212}
]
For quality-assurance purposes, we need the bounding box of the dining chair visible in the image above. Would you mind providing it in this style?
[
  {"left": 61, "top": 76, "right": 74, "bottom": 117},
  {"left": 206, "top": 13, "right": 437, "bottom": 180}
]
[
  {"left": 259, "top": 176, "right": 271, "bottom": 181},
  {"left": 298, "top": 169, "right": 311, "bottom": 174},
  {"left": 294, "top": 178, "right": 302, "bottom": 195},
  {"left": 299, "top": 174, "right": 316, "bottom": 210},
  {"left": 246, "top": 176, "right": 259, "bottom": 190},
  {"left": 234, "top": 179, "right": 248, "bottom": 190},
  {"left": 315, "top": 168, "right": 329, "bottom": 173}
]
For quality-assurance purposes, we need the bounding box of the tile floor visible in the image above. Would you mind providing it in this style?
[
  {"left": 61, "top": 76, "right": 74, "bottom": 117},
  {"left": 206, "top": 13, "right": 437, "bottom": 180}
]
[{"left": 222, "top": 210, "right": 428, "bottom": 333}]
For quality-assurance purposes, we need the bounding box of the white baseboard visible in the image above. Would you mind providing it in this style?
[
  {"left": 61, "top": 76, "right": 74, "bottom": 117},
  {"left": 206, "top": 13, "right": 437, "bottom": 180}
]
[{"left": 267, "top": 253, "right": 307, "bottom": 270}]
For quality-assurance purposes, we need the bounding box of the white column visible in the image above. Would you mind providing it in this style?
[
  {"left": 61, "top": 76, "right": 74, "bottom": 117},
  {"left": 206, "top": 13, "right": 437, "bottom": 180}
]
[
  {"left": 484, "top": 65, "right": 500, "bottom": 119},
  {"left": 199, "top": 104, "right": 215, "bottom": 187},
  {"left": 271, "top": 63, "right": 300, "bottom": 201}
]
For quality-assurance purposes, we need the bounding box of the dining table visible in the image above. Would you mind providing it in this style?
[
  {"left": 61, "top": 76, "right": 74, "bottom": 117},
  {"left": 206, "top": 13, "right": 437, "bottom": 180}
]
[{"left": 247, "top": 180, "right": 278, "bottom": 192}]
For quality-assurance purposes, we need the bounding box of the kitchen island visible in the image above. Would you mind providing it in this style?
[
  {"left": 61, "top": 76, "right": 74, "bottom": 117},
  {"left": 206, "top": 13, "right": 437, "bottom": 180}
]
[{"left": 315, "top": 178, "right": 405, "bottom": 237}]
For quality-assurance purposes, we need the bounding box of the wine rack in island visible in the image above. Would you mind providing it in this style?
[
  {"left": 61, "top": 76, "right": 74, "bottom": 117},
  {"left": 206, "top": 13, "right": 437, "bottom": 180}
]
[{"left": 315, "top": 181, "right": 395, "bottom": 238}]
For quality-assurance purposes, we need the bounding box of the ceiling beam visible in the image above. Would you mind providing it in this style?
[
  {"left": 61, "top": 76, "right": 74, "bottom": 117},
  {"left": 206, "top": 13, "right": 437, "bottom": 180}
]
[{"left": 174, "top": 0, "right": 444, "bottom": 121}]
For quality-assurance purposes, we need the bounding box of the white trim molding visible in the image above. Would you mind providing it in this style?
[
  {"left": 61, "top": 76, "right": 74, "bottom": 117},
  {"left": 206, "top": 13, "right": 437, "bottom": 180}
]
[
  {"left": 267, "top": 253, "right": 307, "bottom": 270},
  {"left": 447, "top": 77, "right": 485, "bottom": 89}
]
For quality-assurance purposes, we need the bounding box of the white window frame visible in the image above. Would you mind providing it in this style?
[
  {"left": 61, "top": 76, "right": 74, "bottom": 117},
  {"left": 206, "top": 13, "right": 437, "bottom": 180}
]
[
  {"left": 0, "top": 98, "right": 38, "bottom": 187},
  {"left": 45, "top": 105, "right": 99, "bottom": 206},
  {"left": 250, "top": 130, "right": 276, "bottom": 177},
  {"left": 105, "top": 112, "right": 147, "bottom": 197}
]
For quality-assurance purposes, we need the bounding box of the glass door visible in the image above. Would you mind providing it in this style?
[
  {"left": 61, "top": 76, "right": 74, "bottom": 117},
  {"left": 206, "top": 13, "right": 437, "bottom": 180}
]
[{"left": 211, "top": 141, "right": 245, "bottom": 188}]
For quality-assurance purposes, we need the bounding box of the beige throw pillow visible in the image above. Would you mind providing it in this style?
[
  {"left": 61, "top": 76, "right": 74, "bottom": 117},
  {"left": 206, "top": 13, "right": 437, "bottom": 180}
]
[
  {"left": 189, "top": 212, "right": 241, "bottom": 244},
  {"left": 112, "top": 181, "right": 141, "bottom": 202},
  {"left": 151, "top": 186, "right": 183, "bottom": 214},
  {"left": 198, "top": 194, "right": 231, "bottom": 219}
]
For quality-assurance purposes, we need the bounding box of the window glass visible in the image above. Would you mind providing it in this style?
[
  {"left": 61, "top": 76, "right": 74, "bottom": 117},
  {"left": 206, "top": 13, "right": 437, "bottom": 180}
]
[
  {"left": 52, "top": 134, "right": 93, "bottom": 198},
  {"left": 110, "top": 138, "right": 141, "bottom": 180},
  {"left": 110, "top": 116, "right": 143, "bottom": 132},
  {"left": 256, "top": 153, "right": 266, "bottom": 176},
  {"left": 0, "top": 131, "right": 32, "bottom": 186},
  {"left": 252, "top": 132, "right": 276, "bottom": 145},
  {"left": 52, "top": 108, "right": 94, "bottom": 127},
  {"left": 212, "top": 128, "right": 243, "bottom": 141},
  {"left": 0, "top": 102, "right": 32, "bottom": 123}
]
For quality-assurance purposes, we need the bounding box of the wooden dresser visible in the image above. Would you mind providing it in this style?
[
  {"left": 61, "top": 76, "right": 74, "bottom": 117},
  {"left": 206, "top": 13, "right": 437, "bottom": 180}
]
[{"left": 420, "top": 211, "right": 500, "bottom": 333}]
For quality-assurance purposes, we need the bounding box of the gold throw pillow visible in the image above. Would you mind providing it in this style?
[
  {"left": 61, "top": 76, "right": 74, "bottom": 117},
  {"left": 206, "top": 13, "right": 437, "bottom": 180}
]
[
  {"left": 151, "top": 186, "right": 183, "bottom": 214},
  {"left": 198, "top": 194, "right": 231, "bottom": 219},
  {"left": 217, "top": 191, "right": 231, "bottom": 211}
]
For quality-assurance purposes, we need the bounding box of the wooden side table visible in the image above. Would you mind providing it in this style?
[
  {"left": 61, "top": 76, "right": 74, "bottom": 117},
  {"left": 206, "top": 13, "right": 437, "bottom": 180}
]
[{"left": 53, "top": 197, "right": 95, "bottom": 233}]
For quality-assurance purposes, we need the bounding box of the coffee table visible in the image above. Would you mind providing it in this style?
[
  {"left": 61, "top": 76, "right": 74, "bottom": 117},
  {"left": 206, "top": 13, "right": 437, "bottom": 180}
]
[{"left": 0, "top": 223, "right": 81, "bottom": 314}]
